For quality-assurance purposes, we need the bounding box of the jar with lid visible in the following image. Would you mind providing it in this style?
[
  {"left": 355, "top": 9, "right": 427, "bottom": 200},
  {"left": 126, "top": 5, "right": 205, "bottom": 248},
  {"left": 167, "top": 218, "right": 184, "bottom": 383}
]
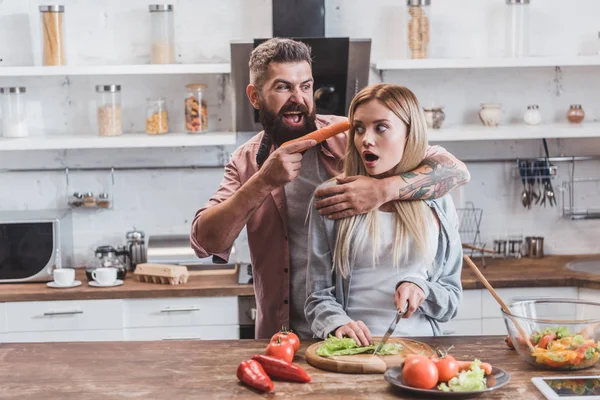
[
  {"left": 149, "top": 4, "right": 175, "bottom": 64},
  {"left": 39, "top": 5, "right": 66, "bottom": 65},
  {"left": 505, "top": 0, "right": 530, "bottom": 57},
  {"left": 567, "top": 104, "right": 585, "bottom": 124},
  {"left": 83, "top": 192, "right": 95, "bottom": 207},
  {"left": 184, "top": 84, "right": 208, "bottom": 133},
  {"left": 1, "top": 87, "right": 29, "bottom": 138},
  {"left": 146, "top": 97, "right": 168, "bottom": 135},
  {"left": 96, "top": 84, "right": 122, "bottom": 137},
  {"left": 69, "top": 192, "right": 83, "bottom": 207},
  {"left": 423, "top": 106, "right": 445, "bottom": 129},
  {"left": 407, "top": 0, "right": 431, "bottom": 59},
  {"left": 96, "top": 193, "right": 111, "bottom": 209},
  {"left": 524, "top": 104, "right": 541, "bottom": 125}
]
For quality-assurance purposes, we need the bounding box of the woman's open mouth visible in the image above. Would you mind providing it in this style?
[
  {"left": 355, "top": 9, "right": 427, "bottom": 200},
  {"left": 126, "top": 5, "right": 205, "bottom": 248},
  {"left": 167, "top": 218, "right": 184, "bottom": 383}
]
[
  {"left": 282, "top": 111, "right": 304, "bottom": 126},
  {"left": 362, "top": 151, "right": 379, "bottom": 167}
]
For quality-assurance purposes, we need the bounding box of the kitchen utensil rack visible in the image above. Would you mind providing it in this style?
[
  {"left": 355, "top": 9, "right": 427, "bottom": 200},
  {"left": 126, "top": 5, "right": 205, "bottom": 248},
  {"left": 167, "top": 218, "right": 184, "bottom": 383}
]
[
  {"left": 456, "top": 201, "right": 487, "bottom": 265},
  {"left": 65, "top": 167, "right": 115, "bottom": 210},
  {"left": 560, "top": 158, "right": 600, "bottom": 220}
]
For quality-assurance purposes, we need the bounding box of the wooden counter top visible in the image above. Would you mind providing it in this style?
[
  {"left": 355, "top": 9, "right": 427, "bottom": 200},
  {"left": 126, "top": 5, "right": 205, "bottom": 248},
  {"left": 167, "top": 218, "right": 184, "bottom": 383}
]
[
  {"left": 0, "top": 268, "right": 254, "bottom": 302},
  {"left": 0, "top": 336, "right": 597, "bottom": 399},
  {"left": 0, "top": 255, "right": 598, "bottom": 303}
]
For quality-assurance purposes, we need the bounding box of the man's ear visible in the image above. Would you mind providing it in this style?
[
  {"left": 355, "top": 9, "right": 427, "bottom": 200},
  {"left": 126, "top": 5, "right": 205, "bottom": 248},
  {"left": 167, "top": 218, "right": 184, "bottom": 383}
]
[{"left": 246, "top": 84, "right": 261, "bottom": 110}]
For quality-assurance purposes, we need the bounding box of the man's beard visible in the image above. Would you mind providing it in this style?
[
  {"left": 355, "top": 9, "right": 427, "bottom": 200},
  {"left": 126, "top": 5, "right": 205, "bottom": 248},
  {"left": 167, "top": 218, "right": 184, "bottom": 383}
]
[{"left": 258, "top": 102, "right": 317, "bottom": 146}]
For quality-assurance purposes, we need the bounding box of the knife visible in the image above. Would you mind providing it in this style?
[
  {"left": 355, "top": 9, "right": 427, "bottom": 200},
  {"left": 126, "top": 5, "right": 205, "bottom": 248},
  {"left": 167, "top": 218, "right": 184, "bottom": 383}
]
[{"left": 372, "top": 306, "right": 406, "bottom": 355}]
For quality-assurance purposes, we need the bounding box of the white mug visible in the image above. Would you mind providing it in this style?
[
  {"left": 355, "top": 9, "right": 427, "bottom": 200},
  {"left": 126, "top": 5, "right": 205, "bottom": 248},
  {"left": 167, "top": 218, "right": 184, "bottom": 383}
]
[
  {"left": 92, "top": 267, "right": 117, "bottom": 285},
  {"left": 53, "top": 268, "right": 75, "bottom": 286}
]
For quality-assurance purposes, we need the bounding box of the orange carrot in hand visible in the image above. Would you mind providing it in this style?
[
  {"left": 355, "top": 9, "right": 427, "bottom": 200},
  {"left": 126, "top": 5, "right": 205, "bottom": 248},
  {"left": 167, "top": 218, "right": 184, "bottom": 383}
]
[
  {"left": 281, "top": 120, "right": 350, "bottom": 148},
  {"left": 456, "top": 360, "right": 492, "bottom": 375}
]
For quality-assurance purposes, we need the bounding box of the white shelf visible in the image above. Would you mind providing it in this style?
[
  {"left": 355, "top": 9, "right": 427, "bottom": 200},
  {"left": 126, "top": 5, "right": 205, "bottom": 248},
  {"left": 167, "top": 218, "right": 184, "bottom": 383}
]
[
  {"left": 427, "top": 123, "right": 600, "bottom": 142},
  {"left": 374, "top": 55, "right": 600, "bottom": 71},
  {"left": 0, "top": 63, "right": 231, "bottom": 77},
  {"left": 0, "top": 132, "right": 236, "bottom": 151}
]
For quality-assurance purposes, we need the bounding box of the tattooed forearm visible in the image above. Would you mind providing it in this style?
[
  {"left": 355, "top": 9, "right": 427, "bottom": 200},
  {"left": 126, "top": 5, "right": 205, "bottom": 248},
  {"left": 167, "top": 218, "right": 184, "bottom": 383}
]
[{"left": 397, "top": 156, "right": 470, "bottom": 200}]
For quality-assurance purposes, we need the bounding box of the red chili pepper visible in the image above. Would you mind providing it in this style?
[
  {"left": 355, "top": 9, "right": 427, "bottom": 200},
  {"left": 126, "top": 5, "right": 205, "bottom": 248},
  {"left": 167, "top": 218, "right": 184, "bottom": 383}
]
[
  {"left": 251, "top": 354, "right": 311, "bottom": 383},
  {"left": 237, "top": 359, "right": 274, "bottom": 393}
]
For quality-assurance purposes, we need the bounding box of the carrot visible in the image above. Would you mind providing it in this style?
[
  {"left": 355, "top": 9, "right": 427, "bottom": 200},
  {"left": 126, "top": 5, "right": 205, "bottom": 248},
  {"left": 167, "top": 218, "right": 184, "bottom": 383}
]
[
  {"left": 281, "top": 120, "right": 350, "bottom": 147},
  {"left": 456, "top": 360, "right": 492, "bottom": 376}
]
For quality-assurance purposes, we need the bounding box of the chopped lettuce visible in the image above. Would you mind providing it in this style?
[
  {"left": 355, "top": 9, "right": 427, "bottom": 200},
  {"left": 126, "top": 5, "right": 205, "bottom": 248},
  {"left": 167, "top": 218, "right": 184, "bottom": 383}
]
[
  {"left": 572, "top": 335, "right": 586, "bottom": 347},
  {"left": 316, "top": 335, "right": 403, "bottom": 357},
  {"left": 532, "top": 326, "right": 573, "bottom": 343},
  {"left": 437, "top": 359, "right": 487, "bottom": 392},
  {"left": 585, "top": 347, "right": 596, "bottom": 360}
]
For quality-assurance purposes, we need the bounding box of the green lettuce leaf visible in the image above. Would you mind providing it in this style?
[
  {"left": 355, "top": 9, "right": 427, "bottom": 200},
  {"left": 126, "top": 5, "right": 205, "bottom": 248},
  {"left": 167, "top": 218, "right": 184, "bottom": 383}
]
[
  {"left": 316, "top": 335, "right": 403, "bottom": 357},
  {"left": 437, "top": 359, "right": 487, "bottom": 392}
]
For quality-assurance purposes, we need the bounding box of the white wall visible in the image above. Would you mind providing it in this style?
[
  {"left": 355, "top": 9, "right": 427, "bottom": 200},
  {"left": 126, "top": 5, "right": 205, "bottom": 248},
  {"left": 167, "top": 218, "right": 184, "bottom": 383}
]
[{"left": 1, "top": 0, "right": 600, "bottom": 265}]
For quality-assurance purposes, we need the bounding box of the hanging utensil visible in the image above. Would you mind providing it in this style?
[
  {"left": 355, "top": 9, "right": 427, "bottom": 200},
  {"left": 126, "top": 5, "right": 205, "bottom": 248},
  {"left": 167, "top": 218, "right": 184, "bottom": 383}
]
[
  {"left": 518, "top": 160, "right": 530, "bottom": 208},
  {"left": 542, "top": 139, "right": 557, "bottom": 207}
]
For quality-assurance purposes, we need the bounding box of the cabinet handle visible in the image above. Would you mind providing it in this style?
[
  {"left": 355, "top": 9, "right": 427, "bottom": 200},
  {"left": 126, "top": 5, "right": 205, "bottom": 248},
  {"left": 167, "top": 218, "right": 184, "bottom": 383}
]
[
  {"left": 161, "top": 336, "right": 201, "bottom": 341},
  {"left": 43, "top": 310, "right": 83, "bottom": 316},
  {"left": 160, "top": 306, "right": 200, "bottom": 313},
  {"left": 443, "top": 330, "right": 456, "bottom": 335}
]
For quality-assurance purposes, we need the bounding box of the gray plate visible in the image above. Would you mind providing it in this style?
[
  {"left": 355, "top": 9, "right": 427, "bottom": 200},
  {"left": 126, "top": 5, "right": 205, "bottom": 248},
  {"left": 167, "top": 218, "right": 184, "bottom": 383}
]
[{"left": 384, "top": 366, "right": 511, "bottom": 398}]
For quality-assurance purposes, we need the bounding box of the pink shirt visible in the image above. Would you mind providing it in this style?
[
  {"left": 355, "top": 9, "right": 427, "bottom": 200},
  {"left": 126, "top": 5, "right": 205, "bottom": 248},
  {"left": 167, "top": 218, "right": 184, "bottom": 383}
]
[{"left": 190, "top": 114, "right": 448, "bottom": 339}]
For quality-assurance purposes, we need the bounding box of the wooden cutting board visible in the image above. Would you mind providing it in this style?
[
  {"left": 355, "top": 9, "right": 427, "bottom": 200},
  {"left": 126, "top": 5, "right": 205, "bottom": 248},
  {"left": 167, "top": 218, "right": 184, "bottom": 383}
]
[{"left": 305, "top": 337, "right": 434, "bottom": 374}]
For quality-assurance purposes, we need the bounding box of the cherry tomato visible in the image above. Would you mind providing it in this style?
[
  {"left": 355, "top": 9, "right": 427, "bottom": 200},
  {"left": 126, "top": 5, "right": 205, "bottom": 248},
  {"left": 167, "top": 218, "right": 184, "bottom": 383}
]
[
  {"left": 434, "top": 354, "right": 459, "bottom": 382},
  {"left": 538, "top": 334, "right": 557, "bottom": 349},
  {"left": 271, "top": 328, "right": 300, "bottom": 353},
  {"left": 402, "top": 357, "right": 439, "bottom": 389},
  {"left": 265, "top": 337, "right": 294, "bottom": 363}
]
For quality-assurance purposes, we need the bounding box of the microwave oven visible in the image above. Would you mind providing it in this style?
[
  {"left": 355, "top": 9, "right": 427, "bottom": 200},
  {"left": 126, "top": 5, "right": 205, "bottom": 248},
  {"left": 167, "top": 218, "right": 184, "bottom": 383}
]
[{"left": 0, "top": 210, "right": 73, "bottom": 283}]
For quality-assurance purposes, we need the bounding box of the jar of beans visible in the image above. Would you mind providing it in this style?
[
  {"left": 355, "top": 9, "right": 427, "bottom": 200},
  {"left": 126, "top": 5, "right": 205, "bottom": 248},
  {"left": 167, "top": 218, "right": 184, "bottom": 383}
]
[
  {"left": 184, "top": 83, "right": 208, "bottom": 133},
  {"left": 407, "top": 0, "right": 431, "bottom": 59},
  {"left": 96, "top": 84, "right": 122, "bottom": 137},
  {"left": 145, "top": 97, "right": 168, "bottom": 135}
]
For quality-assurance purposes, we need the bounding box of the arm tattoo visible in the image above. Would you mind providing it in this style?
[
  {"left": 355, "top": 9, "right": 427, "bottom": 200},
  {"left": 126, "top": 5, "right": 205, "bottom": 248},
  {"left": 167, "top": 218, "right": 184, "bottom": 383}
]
[{"left": 398, "top": 156, "right": 469, "bottom": 200}]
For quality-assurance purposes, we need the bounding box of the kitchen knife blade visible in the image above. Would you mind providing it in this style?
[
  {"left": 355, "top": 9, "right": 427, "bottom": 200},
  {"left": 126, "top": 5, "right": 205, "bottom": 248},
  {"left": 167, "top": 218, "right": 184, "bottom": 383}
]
[{"left": 372, "top": 308, "right": 406, "bottom": 355}]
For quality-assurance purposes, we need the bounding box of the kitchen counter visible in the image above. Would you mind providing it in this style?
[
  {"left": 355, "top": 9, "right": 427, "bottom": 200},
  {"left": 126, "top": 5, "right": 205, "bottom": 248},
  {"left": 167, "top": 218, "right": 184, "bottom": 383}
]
[
  {"left": 0, "top": 336, "right": 597, "bottom": 399},
  {"left": 0, "top": 255, "right": 598, "bottom": 302},
  {"left": 0, "top": 268, "right": 254, "bottom": 302}
]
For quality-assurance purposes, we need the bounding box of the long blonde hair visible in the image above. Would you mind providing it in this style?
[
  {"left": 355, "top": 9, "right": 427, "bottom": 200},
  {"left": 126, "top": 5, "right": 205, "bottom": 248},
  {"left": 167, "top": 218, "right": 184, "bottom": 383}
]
[{"left": 333, "top": 83, "right": 435, "bottom": 278}]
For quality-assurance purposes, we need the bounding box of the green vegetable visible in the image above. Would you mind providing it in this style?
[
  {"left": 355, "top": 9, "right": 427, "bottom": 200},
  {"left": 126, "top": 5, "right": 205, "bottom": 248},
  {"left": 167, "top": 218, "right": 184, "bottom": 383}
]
[
  {"left": 316, "top": 335, "right": 403, "bottom": 357},
  {"left": 531, "top": 326, "right": 573, "bottom": 343},
  {"left": 437, "top": 359, "right": 486, "bottom": 392},
  {"left": 572, "top": 335, "right": 585, "bottom": 347},
  {"left": 585, "top": 347, "right": 596, "bottom": 360}
]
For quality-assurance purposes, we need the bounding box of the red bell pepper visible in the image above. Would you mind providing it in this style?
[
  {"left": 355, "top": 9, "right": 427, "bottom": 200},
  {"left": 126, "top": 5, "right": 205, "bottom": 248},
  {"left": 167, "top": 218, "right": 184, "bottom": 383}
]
[
  {"left": 237, "top": 359, "right": 274, "bottom": 393},
  {"left": 252, "top": 354, "right": 312, "bottom": 383}
]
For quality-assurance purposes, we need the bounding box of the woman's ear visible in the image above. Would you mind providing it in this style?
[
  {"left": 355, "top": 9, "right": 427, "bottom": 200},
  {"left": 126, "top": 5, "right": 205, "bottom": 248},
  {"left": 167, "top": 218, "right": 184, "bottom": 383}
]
[{"left": 246, "top": 84, "right": 261, "bottom": 110}]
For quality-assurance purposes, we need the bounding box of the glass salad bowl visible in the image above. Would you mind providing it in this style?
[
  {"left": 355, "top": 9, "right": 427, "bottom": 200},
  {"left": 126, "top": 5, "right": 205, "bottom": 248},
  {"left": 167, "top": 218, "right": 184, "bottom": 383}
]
[{"left": 502, "top": 298, "right": 600, "bottom": 370}]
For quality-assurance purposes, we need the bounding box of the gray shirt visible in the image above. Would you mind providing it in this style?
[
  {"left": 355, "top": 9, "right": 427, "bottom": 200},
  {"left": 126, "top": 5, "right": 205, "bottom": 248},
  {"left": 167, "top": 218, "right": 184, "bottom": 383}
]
[
  {"left": 284, "top": 147, "right": 330, "bottom": 339},
  {"left": 305, "top": 180, "right": 464, "bottom": 339}
]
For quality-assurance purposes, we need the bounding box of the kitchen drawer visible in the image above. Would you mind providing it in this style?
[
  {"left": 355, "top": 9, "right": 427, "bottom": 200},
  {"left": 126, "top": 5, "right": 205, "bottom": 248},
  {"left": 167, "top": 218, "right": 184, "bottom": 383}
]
[
  {"left": 6, "top": 300, "right": 123, "bottom": 332},
  {"left": 123, "top": 297, "right": 237, "bottom": 328},
  {"left": 3, "top": 329, "right": 123, "bottom": 343},
  {"left": 440, "top": 319, "right": 482, "bottom": 336},
  {"left": 0, "top": 303, "right": 6, "bottom": 333},
  {"left": 482, "top": 287, "right": 578, "bottom": 318},
  {"left": 124, "top": 325, "right": 239, "bottom": 341},
  {"left": 454, "top": 290, "right": 482, "bottom": 320},
  {"left": 579, "top": 288, "right": 600, "bottom": 303},
  {"left": 481, "top": 318, "right": 507, "bottom": 335}
]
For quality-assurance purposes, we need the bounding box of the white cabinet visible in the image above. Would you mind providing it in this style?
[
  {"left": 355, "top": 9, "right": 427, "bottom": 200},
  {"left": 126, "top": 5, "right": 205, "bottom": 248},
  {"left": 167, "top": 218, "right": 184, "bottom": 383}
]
[
  {"left": 0, "top": 303, "right": 6, "bottom": 333},
  {"left": 579, "top": 288, "right": 600, "bottom": 303},
  {"left": 481, "top": 287, "right": 578, "bottom": 319},
  {"left": 124, "top": 325, "right": 239, "bottom": 341},
  {"left": 440, "top": 319, "right": 482, "bottom": 336},
  {"left": 3, "top": 329, "right": 123, "bottom": 343}
]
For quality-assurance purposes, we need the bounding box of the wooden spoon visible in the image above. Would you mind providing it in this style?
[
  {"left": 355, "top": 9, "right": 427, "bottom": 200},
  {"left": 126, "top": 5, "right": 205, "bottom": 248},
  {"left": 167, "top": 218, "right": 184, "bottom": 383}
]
[
  {"left": 462, "top": 243, "right": 497, "bottom": 254},
  {"left": 463, "top": 254, "right": 536, "bottom": 352}
]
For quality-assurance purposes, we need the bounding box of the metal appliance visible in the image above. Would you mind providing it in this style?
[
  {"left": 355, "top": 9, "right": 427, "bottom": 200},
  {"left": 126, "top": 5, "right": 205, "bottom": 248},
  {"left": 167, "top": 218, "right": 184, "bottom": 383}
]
[
  {"left": 0, "top": 210, "right": 73, "bottom": 283},
  {"left": 147, "top": 234, "right": 256, "bottom": 338},
  {"left": 125, "top": 227, "right": 146, "bottom": 270}
]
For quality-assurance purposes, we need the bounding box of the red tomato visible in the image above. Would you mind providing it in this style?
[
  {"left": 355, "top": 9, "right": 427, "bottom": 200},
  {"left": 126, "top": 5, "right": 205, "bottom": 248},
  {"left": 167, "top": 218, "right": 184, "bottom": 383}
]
[
  {"left": 265, "top": 338, "right": 294, "bottom": 363},
  {"left": 434, "top": 355, "right": 459, "bottom": 382},
  {"left": 271, "top": 328, "right": 300, "bottom": 353},
  {"left": 402, "top": 357, "right": 439, "bottom": 389},
  {"left": 538, "top": 334, "right": 556, "bottom": 349}
]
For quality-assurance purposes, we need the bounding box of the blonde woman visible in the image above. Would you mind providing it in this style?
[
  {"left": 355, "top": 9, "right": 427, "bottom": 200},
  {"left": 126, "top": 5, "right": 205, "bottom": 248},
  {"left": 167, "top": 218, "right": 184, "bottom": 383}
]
[{"left": 304, "top": 84, "right": 463, "bottom": 346}]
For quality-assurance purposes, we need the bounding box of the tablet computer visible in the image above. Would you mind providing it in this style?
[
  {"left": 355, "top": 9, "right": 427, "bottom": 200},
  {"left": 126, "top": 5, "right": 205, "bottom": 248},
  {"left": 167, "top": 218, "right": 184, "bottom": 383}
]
[{"left": 532, "top": 376, "right": 600, "bottom": 399}]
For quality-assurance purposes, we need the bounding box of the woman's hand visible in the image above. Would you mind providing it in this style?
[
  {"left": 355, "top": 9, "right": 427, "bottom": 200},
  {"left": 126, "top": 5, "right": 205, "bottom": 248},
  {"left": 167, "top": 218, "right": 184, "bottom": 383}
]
[
  {"left": 395, "top": 282, "right": 426, "bottom": 318},
  {"left": 335, "top": 320, "right": 373, "bottom": 347}
]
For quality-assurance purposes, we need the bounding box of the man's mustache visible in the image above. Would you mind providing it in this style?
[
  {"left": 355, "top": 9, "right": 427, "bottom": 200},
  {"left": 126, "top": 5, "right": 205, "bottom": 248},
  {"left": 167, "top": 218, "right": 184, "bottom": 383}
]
[{"left": 278, "top": 102, "right": 310, "bottom": 116}]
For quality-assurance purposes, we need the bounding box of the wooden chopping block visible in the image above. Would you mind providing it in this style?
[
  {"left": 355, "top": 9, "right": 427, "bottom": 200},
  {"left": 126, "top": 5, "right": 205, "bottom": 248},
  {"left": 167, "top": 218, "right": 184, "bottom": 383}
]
[
  {"left": 134, "top": 263, "right": 189, "bottom": 285},
  {"left": 305, "top": 337, "right": 434, "bottom": 374}
]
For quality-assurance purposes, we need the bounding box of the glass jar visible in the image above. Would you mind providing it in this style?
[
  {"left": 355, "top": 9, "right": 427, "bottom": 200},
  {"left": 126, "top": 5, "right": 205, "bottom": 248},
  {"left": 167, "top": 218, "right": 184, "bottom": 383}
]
[
  {"left": 505, "top": 0, "right": 530, "bottom": 57},
  {"left": 83, "top": 192, "right": 95, "bottom": 207},
  {"left": 567, "top": 104, "right": 585, "bottom": 124},
  {"left": 145, "top": 97, "right": 168, "bottom": 135},
  {"left": 407, "top": 0, "right": 431, "bottom": 59},
  {"left": 96, "top": 193, "right": 111, "bottom": 209},
  {"left": 184, "top": 83, "right": 208, "bottom": 133},
  {"left": 1, "top": 87, "right": 29, "bottom": 138},
  {"left": 149, "top": 4, "right": 175, "bottom": 64},
  {"left": 524, "top": 104, "right": 541, "bottom": 125},
  {"left": 96, "top": 84, "right": 122, "bottom": 137},
  {"left": 423, "top": 106, "right": 445, "bottom": 129},
  {"left": 39, "top": 5, "right": 66, "bottom": 66},
  {"left": 69, "top": 192, "right": 83, "bottom": 207}
]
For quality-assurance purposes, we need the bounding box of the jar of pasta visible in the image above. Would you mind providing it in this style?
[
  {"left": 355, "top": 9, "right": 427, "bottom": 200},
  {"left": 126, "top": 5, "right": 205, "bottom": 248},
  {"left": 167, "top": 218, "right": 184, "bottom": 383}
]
[
  {"left": 146, "top": 97, "right": 168, "bottom": 135},
  {"left": 184, "top": 84, "right": 208, "bottom": 133},
  {"left": 39, "top": 5, "right": 66, "bottom": 66},
  {"left": 96, "top": 85, "right": 122, "bottom": 137},
  {"left": 149, "top": 4, "right": 175, "bottom": 64},
  {"left": 407, "top": 0, "right": 430, "bottom": 59}
]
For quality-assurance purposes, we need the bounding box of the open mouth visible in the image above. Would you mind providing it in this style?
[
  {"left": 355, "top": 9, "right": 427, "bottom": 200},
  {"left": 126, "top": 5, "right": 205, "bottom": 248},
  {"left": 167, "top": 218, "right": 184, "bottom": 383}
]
[
  {"left": 282, "top": 111, "right": 304, "bottom": 125},
  {"left": 363, "top": 151, "right": 379, "bottom": 164}
]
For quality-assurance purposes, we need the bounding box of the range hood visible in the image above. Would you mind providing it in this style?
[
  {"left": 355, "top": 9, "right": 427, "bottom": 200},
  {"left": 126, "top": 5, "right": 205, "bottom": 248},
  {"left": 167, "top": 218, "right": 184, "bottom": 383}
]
[{"left": 231, "top": 1, "right": 372, "bottom": 132}]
